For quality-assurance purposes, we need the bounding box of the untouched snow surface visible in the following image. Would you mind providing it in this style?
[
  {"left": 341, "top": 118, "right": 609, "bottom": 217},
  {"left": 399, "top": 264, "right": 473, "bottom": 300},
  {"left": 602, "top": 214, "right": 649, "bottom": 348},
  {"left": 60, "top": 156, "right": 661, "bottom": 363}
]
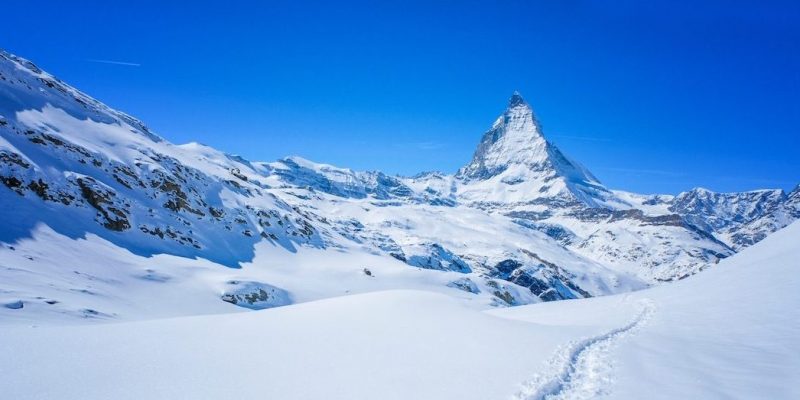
[
  {"left": 0, "top": 290, "right": 601, "bottom": 400},
  {"left": 2, "top": 222, "right": 798, "bottom": 399}
]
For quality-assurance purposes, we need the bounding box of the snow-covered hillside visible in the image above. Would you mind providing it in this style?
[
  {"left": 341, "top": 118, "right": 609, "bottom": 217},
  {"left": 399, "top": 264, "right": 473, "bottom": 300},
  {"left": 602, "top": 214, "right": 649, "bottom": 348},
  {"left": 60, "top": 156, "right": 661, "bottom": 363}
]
[
  {"left": 669, "top": 186, "right": 800, "bottom": 249},
  {"left": 496, "top": 220, "right": 800, "bottom": 399},
  {"left": 0, "top": 47, "right": 797, "bottom": 324},
  {"left": 2, "top": 222, "right": 797, "bottom": 399}
]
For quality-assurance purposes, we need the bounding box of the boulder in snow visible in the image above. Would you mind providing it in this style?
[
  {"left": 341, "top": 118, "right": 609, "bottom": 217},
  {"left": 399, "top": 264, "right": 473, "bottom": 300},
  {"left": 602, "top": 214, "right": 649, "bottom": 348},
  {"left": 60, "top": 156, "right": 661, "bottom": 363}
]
[{"left": 221, "top": 281, "right": 291, "bottom": 310}]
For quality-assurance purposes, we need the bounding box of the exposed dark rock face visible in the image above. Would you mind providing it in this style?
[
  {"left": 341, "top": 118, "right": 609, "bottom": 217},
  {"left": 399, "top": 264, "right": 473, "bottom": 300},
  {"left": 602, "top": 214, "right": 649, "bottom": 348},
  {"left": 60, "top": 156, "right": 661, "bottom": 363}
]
[
  {"left": 447, "top": 277, "right": 479, "bottom": 294},
  {"left": 406, "top": 243, "right": 472, "bottom": 273},
  {"left": 483, "top": 251, "right": 593, "bottom": 302},
  {"left": 565, "top": 208, "right": 685, "bottom": 227},
  {"left": 220, "top": 281, "right": 291, "bottom": 310},
  {"left": 485, "top": 279, "right": 519, "bottom": 305},
  {"left": 76, "top": 177, "right": 131, "bottom": 231},
  {"left": 494, "top": 259, "right": 523, "bottom": 276}
]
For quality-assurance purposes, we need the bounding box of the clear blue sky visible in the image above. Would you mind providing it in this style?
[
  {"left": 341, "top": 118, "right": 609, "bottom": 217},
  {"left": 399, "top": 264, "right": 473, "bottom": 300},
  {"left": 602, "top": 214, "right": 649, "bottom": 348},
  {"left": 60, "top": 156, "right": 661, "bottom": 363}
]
[{"left": 3, "top": 1, "right": 798, "bottom": 194}]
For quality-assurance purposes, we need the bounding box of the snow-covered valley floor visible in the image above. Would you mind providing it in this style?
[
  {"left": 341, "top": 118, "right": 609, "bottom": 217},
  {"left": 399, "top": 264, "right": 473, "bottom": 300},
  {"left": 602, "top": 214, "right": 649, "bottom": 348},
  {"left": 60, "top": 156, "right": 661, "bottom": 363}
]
[{"left": 2, "top": 222, "right": 798, "bottom": 399}]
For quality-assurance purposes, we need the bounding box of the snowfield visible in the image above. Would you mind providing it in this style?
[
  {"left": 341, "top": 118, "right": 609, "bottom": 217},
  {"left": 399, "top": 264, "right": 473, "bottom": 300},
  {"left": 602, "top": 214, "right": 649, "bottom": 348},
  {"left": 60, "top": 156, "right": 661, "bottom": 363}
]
[
  {"left": 2, "top": 222, "right": 798, "bottom": 399},
  {"left": 0, "top": 289, "right": 603, "bottom": 400},
  {"left": 495, "top": 220, "right": 800, "bottom": 399},
  {"left": 0, "top": 223, "right": 529, "bottom": 324}
]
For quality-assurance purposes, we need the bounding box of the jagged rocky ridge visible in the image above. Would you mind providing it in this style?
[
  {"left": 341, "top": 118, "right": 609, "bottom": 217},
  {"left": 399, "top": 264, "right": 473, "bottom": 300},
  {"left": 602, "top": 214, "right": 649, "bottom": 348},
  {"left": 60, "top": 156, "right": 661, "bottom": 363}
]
[
  {"left": 1, "top": 49, "right": 797, "bottom": 310},
  {"left": 668, "top": 187, "right": 800, "bottom": 249}
]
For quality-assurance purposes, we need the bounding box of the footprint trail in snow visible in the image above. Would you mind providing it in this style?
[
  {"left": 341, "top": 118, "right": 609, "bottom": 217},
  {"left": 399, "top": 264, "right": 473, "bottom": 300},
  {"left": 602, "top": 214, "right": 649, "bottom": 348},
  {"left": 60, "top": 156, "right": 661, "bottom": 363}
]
[{"left": 513, "top": 299, "right": 656, "bottom": 400}]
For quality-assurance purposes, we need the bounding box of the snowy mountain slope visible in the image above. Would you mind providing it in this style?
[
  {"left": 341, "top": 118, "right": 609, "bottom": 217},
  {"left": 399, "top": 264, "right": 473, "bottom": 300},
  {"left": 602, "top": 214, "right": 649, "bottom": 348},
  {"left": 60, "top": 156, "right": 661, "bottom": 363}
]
[
  {"left": 493, "top": 220, "right": 800, "bottom": 399},
  {"left": 669, "top": 186, "right": 799, "bottom": 249},
  {"left": 257, "top": 156, "right": 419, "bottom": 202},
  {"left": 1, "top": 222, "right": 796, "bottom": 400},
  {"left": 615, "top": 185, "right": 800, "bottom": 252},
  {"left": 0, "top": 223, "right": 540, "bottom": 325},
  {"left": 607, "top": 219, "right": 800, "bottom": 399},
  {"left": 532, "top": 209, "right": 730, "bottom": 281},
  {"left": 281, "top": 191, "right": 646, "bottom": 300},
  {"left": 0, "top": 50, "right": 326, "bottom": 267}
]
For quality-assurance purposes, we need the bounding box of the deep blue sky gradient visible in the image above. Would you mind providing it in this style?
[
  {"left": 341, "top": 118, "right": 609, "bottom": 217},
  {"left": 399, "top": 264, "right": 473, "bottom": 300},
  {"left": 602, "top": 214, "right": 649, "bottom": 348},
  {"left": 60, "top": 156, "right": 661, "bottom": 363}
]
[{"left": 3, "top": 1, "right": 799, "bottom": 194}]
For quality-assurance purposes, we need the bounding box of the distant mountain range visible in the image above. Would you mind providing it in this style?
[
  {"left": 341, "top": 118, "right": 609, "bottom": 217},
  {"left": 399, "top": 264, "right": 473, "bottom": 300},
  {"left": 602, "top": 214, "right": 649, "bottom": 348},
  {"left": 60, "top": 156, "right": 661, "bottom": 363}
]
[{"left": 1, "top": 49, "right": 797, "bottom": 320}]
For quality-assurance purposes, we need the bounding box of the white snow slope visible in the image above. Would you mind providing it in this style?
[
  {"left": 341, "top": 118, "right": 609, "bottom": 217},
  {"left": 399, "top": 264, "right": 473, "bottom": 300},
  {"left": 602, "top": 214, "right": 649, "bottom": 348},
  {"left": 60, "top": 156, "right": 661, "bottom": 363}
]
[
  {"left": 496, "top": 220, "right": 800, "bottom": 400},
  {"left": 2, "top": 222, "right": 798, "bottom": 399}
]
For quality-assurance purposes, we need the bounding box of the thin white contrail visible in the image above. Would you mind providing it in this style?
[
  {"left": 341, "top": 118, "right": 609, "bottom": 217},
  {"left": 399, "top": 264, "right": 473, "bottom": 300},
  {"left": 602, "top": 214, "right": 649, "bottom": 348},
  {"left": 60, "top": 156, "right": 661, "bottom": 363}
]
[{"left": 86, "top": 59, "right": 141, "bottom": 67}]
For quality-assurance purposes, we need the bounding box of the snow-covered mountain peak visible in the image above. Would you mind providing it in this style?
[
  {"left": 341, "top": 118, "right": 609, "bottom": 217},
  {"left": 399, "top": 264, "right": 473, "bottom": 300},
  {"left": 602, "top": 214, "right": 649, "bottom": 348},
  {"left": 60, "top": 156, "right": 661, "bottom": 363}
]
[
  {"left": 456, "top": 93, "right": 620, "bottom": 208},
  {"left": 0, "top": 50, "right": 162, "bottom": 144},
  {"left": 507, "top": 90, "right": 528, "bottom": 108},
  {"left": 457, "top": 92, "right": 547, "bottom": 179}
]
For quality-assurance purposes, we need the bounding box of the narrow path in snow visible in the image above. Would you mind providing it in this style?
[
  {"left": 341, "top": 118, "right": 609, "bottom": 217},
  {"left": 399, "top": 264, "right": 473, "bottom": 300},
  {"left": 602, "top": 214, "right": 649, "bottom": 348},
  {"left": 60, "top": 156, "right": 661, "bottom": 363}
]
[{"left": 513, "top": 299, "right": 655, "bottom": 400}]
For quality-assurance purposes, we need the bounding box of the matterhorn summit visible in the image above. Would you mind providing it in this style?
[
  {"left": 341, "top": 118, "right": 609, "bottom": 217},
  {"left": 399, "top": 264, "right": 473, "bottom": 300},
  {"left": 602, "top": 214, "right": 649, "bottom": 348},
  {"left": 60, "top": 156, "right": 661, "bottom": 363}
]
[
  {"left": 456, "top": 92, "right": 619, "bottom": 208},
  {"left": 458, "top": 91, "right": 551, "bottom": 179}
]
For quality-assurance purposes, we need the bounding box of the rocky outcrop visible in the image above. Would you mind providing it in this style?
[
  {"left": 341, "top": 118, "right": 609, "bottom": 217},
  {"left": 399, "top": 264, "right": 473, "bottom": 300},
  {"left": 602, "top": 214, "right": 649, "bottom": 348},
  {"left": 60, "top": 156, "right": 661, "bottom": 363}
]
[
  {"left": 220, "top": 281, "right": 291, "bottom": 310},
  {"left": 405, "top": 243, "right": 472, "bottom": 273}
]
